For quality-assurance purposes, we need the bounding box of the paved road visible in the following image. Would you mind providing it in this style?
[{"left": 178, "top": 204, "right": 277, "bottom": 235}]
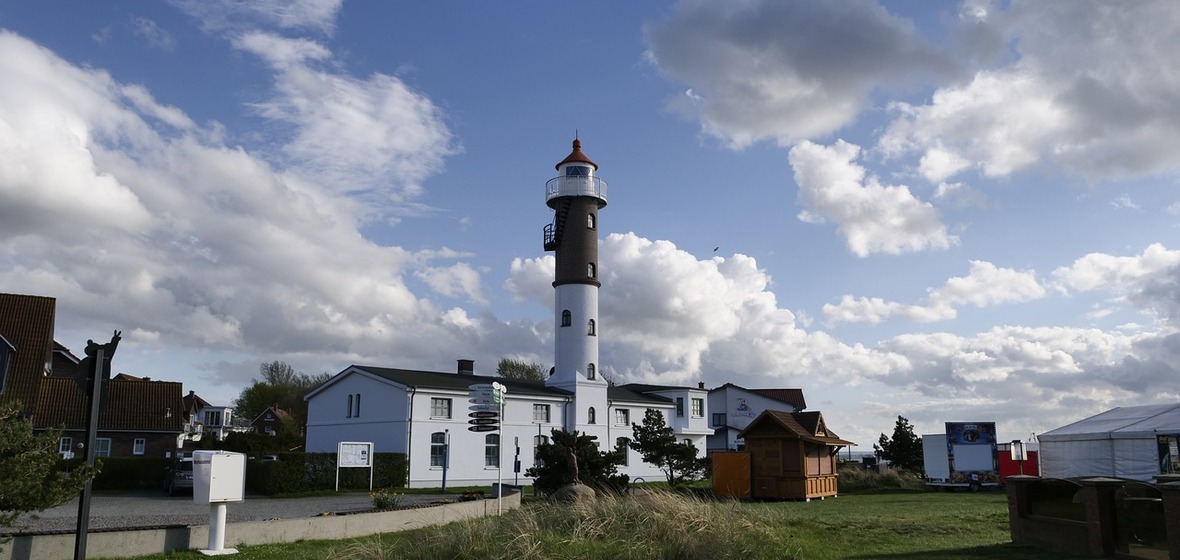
[{"left": 2, "top": 491, "right": 450, "bottom": 535}]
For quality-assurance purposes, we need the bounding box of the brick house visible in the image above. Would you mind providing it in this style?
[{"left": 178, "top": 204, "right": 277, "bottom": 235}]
[{"left": 1, "top": 292, "right": 185, "bottom": 458}]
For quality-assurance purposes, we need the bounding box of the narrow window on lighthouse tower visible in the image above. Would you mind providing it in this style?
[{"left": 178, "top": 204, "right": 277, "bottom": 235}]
[
  {"left": 588, "top": 406, "right": 596, "bottom": 424},
  {"left": 587, "top": 319, "right": 596, "bottom": 336},
  {"left": 587, "top": 363, "right": 596, "bottom": 379},
  {"left": 587, "top": 213, "right": 595, "bottom": 229},
  {"left": 561, "top": 310, "right": 571, "bottom": 327},
  {"left": 587, "top": 263, "right": 596, "bottom": 278}
]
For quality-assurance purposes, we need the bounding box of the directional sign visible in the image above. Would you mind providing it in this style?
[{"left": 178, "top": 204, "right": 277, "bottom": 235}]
[
  {"left": 469, "top": 397, "right": 495, "bottom": 405},
  {"left": 468, "top": 383, "right": 495, "bottom": 392},
  {"left": 469, "top": 404, "right": 498, "bottom": 412},
  {"left": 468, "top": 425, "right": 498, "bottom": 432},
  {"left": 469, "top": 411, "right": 499, "bottom": 419},
  {"left": 468, "top": 418, "right": 498, "bottom": 425}
]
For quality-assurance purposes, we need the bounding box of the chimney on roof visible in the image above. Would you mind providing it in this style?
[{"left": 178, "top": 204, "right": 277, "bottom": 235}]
[
  {"left": 457, "top": 359, "right": 475, "bottom": 375},
  {"left": 698, "top": 381, "right": 705, "bottom": 389}
]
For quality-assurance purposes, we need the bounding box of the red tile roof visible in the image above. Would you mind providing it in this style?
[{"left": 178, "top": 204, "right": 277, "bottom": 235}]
[
  {"left": 749, "top": 388, "right": 807, "bottom": 410},
  {"left": 0, "top": 293, "right": 56, "bottom": 412},
  {"left": 33, "top": 376, "right": 185, "bottom": 432}
]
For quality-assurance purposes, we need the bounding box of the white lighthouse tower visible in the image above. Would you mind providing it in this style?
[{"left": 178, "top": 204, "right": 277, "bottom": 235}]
[{"left": 543, "top": 139, "right": 609, "bottom": 445}]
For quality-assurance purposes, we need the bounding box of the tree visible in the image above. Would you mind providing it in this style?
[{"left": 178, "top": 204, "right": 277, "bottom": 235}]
[
  {"left": 629, "top": 408, "right": 708, "bottom": 487},
  {"left": 495, "top": 358, "right": 545, "bottom": 382},
  {"left": 0, "top": 403, "right": 98, "bottom": 537},
  {"left": 233, "top": 361, "right": 331, "bottom": 436},
  {"left": 874, "top": 415, "right": 924, "bottom": 472},
  {"left": 525, "top": 428, "right": 628, "bottom": 494}
]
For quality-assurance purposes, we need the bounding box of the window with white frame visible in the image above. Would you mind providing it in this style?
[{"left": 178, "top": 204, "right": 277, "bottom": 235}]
[
  {"left": 204, "top": 410, "right": 222, "bottom": 427},
  {"left": 587, "top": 319, "right": 596, "bottom": 336},
  {"left": 675, "top": 398, "right": 684, "bottom": 417},
  {"left": 533, "top": 435, "right": 549, "bottom": 466},
  {"left": 615, "top": 408, "right": 629, "bottom": 426},
  {"left": 133, "top": 438, "right": 146, "bottom": 455},
  {"left": 587, "top": 363, "right": 596, "bottom": 380},
  {"left": 691, "top": 398, "right": 704, "bottom": 417},
  {"left": 430, "top": 432, "right": 446, "bottom": 467},
  {"left": 59, "top": 437, "right": 73, "bottom": 457},
  {"left": 431, "top": 398, "right": 452, "bottom": 419},
  {"left": 485, "top": 434, "right": 500, "bottom": 467},
  {"left": 533, "top": 404, "right": 550, "bottom": 423},
  {"left": 616, "top": 437, "right": 630, "bottom": 466},
  {"left": 94, "top": 438, "right": 111, "bottom": 458},
  {"left": 587, "top": 213, "right": 596, "bottom": 229}
]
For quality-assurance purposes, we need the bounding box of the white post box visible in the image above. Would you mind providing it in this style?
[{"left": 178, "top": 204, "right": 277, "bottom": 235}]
[
  {"left": 192, "top": 450, "right": 246, "bottom": 555},
  {"left": 192, "top": 450, "right": 246, "bottom": 503}
]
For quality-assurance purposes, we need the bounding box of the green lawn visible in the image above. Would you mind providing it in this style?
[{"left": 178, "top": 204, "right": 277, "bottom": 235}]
[{"left": 116, "top": 490, "right": 1085, "bottom": 560}]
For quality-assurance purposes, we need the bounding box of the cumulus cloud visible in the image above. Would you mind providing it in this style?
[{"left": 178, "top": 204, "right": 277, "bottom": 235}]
[
  {"left": 643, "top": 0, "right": 956, "bottom": 148},
  {"left": 788, "top": 140, "right": 958, "bottom": 256},
  {"left": 823, "top": 260, "right": 1044, "bottom": 325},
  {"left": 0, "top": 30, "right": 485, "bottom": 388},
  {"left": 880, "top": 0, "right": 1180, "bottom": 181},
  {"left": 1053, "top": 243, "right": 1180, "bottom": 327}
]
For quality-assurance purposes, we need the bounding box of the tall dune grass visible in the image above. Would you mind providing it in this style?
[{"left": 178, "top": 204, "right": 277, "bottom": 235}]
[{"left": 333, "top": 491, "right": 802, "bottom": 560}]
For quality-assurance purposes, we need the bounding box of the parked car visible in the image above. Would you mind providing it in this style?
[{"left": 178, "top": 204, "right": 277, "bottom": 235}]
[{"left": 165, "top": 458, "right": 194, "bottom": 496}]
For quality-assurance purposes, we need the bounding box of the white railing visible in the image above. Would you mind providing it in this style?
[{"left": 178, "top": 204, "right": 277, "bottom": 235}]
[{"left": 545, "top": 176, "right": 608, "bottom": 203}]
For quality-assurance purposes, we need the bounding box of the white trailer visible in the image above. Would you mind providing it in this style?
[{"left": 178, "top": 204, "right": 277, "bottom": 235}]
[{"left": 922, "top": 422, "right": 1001, "bottom": 491}]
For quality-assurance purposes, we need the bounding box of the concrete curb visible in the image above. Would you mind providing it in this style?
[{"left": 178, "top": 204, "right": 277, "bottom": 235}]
[{"left": 1, "top": 494, "right": 520, "bottom": 560}]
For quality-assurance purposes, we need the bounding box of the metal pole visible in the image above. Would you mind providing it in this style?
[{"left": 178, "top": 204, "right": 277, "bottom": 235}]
[
  {"left": 73, "top": 347, "right": 104, "bottom": 560},
  {"left": 441, "top": 430, "right": 449, "bottom": 494}
]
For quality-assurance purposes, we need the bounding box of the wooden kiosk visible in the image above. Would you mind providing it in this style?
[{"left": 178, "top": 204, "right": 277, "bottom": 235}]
[{"left": 738, "top": 410, "right": 853, "bottom": 500}]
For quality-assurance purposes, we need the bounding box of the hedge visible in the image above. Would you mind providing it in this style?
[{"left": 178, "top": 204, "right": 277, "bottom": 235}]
[
  {"left": 245, "top": 452, "right": 408, "bottom": 495},
  {"left": 57, "top": 452, "right": 407, "bottom": 495}
]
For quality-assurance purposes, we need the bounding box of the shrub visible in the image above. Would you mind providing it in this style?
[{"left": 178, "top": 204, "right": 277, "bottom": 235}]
[
  {"left": 370, "top": 488, "right": 403, "bottom": 509},
  {"left": 245, "top": 452, "right": 408, "bottom": 495}
]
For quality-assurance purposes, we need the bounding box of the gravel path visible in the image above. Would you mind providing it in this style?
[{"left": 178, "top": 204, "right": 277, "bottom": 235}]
[{"left": 2, "top": 491, "right": 450, "bottom": 535}]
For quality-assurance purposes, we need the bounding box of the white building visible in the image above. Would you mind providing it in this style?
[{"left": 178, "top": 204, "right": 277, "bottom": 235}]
[
  {"left": 303, "top": 361, "right": 709, "bottom": 487},
  {"left": 707, "top": 383, "right": 806, "bottom": 452},
  {"left": 305, "top": 140, "right": 709, "bottom": 487}
]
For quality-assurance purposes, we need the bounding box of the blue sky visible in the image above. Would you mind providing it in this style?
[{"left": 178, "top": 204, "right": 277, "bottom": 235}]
[{"left": 2, "top": 0, "right": 1179, "bottom": 451}]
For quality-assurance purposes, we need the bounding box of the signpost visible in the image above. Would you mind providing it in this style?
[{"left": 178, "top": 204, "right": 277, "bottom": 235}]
[{"left": 468, "top": 382, "right": 507, "bottom": 515}]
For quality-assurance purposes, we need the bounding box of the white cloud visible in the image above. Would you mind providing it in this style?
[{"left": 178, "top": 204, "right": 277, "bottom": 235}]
[
  {"left": 233, "top": 32, "right": 457, "bottom": 204},
  {"left": 173, "top": 0, "right": 345, "bottom": 35},
  {"left": 823, "top": 260, "right": 1044, "bottom": 325},
  {"left": 130, "top": 16, "right": 176, "bottom": 50},
  {"left": 880, "top": 0, "right": 1180, "bottom": 181},
  {"left": 643, "top": 0, "right": 956, "bottom": 148},
  {"left": 788, "top": 140, "right": 958, "bottom": 257}
]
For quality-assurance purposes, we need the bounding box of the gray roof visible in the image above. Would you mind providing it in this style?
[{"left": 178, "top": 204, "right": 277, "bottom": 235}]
[{"left": 311, "top": 365, "right": 680, "bottom": 406}]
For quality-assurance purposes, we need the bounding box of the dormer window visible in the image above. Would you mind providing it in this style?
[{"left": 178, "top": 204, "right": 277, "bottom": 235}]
[{"left": 565, "top": 165, "right": 590, "bottom": 177}]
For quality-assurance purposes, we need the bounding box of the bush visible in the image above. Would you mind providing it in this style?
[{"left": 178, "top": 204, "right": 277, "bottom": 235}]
[
  {"left": 836, "top": 462, "right": 927, "bottom": 493},
  {"left": 56, "top": 457, "right": 171, "bottom": 491},
  {"left": 245, "top": 452, "right": 408, "bottom": 495}
]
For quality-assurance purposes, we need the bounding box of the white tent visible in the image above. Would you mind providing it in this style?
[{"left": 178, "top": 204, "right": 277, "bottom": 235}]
[{"left": 1038, "top": 403, "right": 1180, "bottom": 482}]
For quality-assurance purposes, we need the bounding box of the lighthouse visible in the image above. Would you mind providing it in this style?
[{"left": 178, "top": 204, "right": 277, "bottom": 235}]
[{"left": 543, "top": 139, "right": 609, "bottom": 444}]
